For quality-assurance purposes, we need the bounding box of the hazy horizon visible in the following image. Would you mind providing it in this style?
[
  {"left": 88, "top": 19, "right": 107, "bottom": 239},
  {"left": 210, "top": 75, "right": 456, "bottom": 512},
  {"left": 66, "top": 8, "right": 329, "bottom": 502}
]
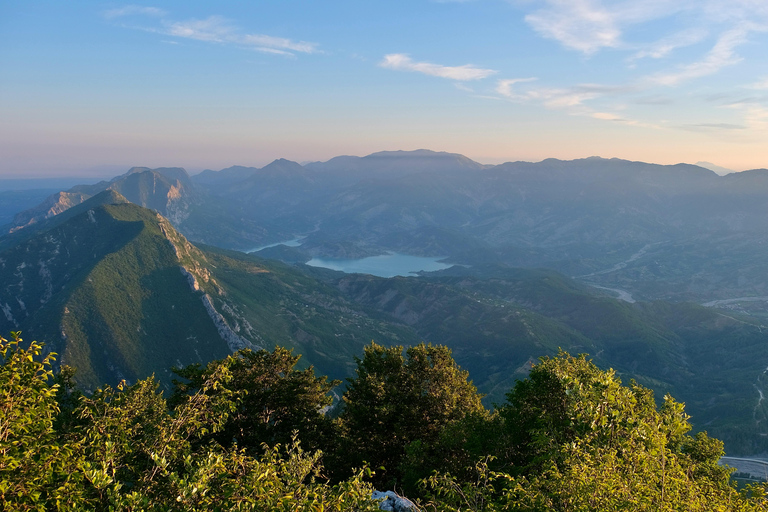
[
  {"left": 3, "top": 1, "right": 768, "bottom": 176},
  {"left": 0, "top": 149, "right": 746, "bottom": 182}
]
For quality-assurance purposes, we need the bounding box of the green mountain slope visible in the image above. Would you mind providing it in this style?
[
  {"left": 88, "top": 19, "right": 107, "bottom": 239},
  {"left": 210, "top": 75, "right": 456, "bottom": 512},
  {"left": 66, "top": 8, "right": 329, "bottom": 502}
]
[
  {"left": 0, "top": 192, "right": 230, "bottom": 390},
  {"left": 0, "top": 195, "right": 424, "bottom": 390}
]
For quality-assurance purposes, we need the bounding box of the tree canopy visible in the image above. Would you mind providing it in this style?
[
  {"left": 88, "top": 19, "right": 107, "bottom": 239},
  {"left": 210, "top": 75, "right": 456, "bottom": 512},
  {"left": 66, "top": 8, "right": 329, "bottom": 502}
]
[
  {"left": 2, "top": 333, "right": 768, "bottom": 511},
  {"left": 171, "top": 346, "right": 339, "bottom": 453},
  {"left": 337, "top": 342, "right": 485, "bottom": 487}
]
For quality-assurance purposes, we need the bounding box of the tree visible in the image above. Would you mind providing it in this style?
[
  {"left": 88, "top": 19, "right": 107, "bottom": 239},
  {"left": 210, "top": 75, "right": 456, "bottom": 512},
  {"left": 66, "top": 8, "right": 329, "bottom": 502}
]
[
  {"left": 491, "top": 352, "right": 758, "bottom": 511},
  {"left": 0, "top": 332, "right": 84, "bottom": 510},
  {"left": 171, "top": 347, "right": 339, "bottom": 454},
  {"left": 338, "top": 342, "right": 485, "bottom": 487}
]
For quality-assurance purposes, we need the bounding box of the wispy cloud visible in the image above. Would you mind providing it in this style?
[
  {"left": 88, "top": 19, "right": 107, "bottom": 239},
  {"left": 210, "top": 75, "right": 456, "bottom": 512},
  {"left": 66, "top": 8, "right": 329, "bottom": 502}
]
[
  {"left": 524, "top": 0, "right": 621, "bottom": 54},
  {"left": 454, "top": 83, "right": 476, "bottom": 92},
  {"left": 241, "top": 34, "right": 317, "bottom": 54},
  {"left": 496, "top": 79, "right": 595, "bottom": 109},
  {"left": 164, "top": 16, "right": 232, "bottom": 43},
  {"left": 648, "top": 28, "right": 750, "bottom": 86},
  {"left": 161, "top": 16, "right": 319, "bottom": 54},
  {"left": 682, "top": 122, "right": 747, "bottom": 131},
  {"left": 743, "top": 106, "right": 768, "bottom": 131},
  {"left": 380, "top": 54, "right": 497, "bottom": 81},
  {"left": 726, "top": 104, "right": 768, "bottom": 132},
  {"left": 495, "top": 78, "right": 538, "bottom": 98},
  {"left": 521, "top": 0, "right": 768, "bottom": 85},
  {"left": 629, "top": 28, "right": 708, "bottom": 62},
  {"left": 105, "top": 7, "right": 318, "bottom": 56},
  {"left": 494, "top": 77, "right": 659, "bottom": 127},
  {"left": 104, "top": 5, "right": 166, "bottom": 19},
  {"left": 523, "top": 0, "right": 687, "bottom": 55},
  {"left": 496, "top": 78, "right": 636, "bottom": 110},
  {"left": 747, "top": 77, "right": 768, "bottom": 90}
]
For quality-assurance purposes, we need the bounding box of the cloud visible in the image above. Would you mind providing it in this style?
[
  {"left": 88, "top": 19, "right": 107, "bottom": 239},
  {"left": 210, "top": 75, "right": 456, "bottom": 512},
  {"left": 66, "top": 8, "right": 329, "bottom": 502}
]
[
  {"left": 682, "top": 122, "right": 747, "bottom": 131},
  {"left": 494, "top": 77, "right": 660, "bottom": 128},
  {"left": 165, "top": 16, "right": 233, "bottom": 43},
  {"left": 490, "top": 0, "right": 768, "bottom": 136},
  {"left": 524, "top": 0, "right": 621, "bottom": 54},
  {"left": 241, "top": 34, "right": 317, "bottom": 54},
  {"left": 629, "top": 28, "right": 708, "bottom": 62},
  {"left": 591, "top": 112, "right": 624, "bottom": 121},
  {"left": 496, "top": 79, "right": 598, "bottom": 109},
  {"left": 727, "top": 104, "right": 768, "bottom": 132},
  {"left": 107, "top": 9, "right": 318, "bottom": 56},
  {"left": 160, "top": 17, "right": 319, "bottom": 54},
  {"left": 523, "top": 0, "right": 688, "bottom": 54},
  {"left": 496, "top": 79, "right": 635, "bottom": 110},
  {"left": 589, "top": 112, "right": 662, "bottom": 128},
  {"left": 648, "top": 28, "right": 750, "bottom": 86},
  {"left": 495, "top": 77, "right": 538, "bottom": 97},
  {"left": 380, "top": 54, "right": 497, "bottom": 81},
  {"left": 747, "top": 77, "right": 768, "bottom": 90},
  {"left": 743, "top": 106, "right": 768, "bottom": 131},
  {"left": 104, "top": 5, "right": 166, "bottom": 19}
]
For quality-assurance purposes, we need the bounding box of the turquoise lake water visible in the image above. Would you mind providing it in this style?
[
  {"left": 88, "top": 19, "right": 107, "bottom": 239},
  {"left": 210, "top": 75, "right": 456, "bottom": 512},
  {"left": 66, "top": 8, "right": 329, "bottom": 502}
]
[
  {"left": 305, "top": 252, "right": 451, "bottom": 277},
  {"left": 247, "top": 238, "right": 303, "bottom": 253}
]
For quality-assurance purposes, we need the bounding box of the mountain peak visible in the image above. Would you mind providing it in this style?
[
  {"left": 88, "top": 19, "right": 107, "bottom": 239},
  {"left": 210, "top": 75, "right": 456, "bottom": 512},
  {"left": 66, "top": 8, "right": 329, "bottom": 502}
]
[{"left": 695, "top": 161, "right": 735, "bottom": 176}]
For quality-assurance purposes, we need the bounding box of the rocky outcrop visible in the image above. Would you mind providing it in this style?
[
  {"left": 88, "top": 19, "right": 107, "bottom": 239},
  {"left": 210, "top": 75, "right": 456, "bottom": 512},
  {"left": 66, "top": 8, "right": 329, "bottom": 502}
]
[
  {"left": 371, "top": 491, "right": 417, "bottom": 511},
  {"left": 7, "top": 168, "right": 195, "bottom": 234},
  {"left": 9, "top": 191, "right": 91, "bottom": 232},
  {"left": 201, "top": 293, "right": 258, "bottom": 352}
]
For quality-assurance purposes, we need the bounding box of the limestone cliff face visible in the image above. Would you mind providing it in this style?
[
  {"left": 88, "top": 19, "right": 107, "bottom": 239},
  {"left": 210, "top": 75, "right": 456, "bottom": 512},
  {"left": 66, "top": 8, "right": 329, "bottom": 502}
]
[
  {"left": 7, "top": 168, "right": 195, "bottom": 234},
  {"left": 9, "top": 191, "right": 92, "bottom": 232}
]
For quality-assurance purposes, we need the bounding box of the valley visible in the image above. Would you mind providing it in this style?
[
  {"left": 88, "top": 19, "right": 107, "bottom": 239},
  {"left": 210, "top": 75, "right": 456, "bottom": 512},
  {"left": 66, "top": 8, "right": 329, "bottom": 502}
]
[{"left": 3, "top": 150, "right": 768, "bottom": 456}]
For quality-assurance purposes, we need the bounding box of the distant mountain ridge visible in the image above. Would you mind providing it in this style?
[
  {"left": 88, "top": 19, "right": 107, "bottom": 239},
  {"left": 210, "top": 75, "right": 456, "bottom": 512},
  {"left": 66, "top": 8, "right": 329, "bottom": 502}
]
[{"left": 10, "top": 150, "right": 768, "bottom": 303}]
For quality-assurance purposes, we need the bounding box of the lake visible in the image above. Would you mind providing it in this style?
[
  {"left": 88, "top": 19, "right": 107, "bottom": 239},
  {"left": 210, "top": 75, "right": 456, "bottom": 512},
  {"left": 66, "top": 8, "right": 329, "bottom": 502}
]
[
  {"left": 306, "top": 252, "right": 452, "bottom": 277},
  {"left": 247, "top": 238, "right": 303, "bottom": 253}
]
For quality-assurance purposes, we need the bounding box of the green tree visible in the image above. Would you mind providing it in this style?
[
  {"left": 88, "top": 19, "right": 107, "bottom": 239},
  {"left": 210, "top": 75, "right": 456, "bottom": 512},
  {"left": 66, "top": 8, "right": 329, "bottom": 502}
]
[
  {"left": 171, "top": 347, "right": 339, "bottom": 454},
  {"left": 338, "top": 342, "right": 485, "bottom": 488},
  {"left": 0, "top": 332, "right": 85, "bottom": 510},
  {"left": 426, "top": 351, "right": 765, "bottom": 511}
]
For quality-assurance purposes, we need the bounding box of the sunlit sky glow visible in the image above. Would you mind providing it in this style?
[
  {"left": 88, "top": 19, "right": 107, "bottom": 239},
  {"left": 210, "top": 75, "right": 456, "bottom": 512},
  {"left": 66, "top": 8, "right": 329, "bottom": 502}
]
[{"left": 2, "top": 0, "right": 768, "bottom": 177}]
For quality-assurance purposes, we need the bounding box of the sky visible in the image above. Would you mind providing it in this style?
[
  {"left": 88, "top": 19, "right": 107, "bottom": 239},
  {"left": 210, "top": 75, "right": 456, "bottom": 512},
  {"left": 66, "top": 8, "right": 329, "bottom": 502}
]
[{"left": 2, "top": 0, "right": 768, "bottom": 177}]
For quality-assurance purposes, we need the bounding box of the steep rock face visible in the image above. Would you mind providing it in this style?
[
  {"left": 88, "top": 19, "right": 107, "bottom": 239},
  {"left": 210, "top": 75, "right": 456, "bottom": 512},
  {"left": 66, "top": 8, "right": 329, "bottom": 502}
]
[
  {"left": 7, "top": 167, "right": 195, "bottom": 234},
  {"left": 9, "top": 191, "right": 92, "bottom": 232}
]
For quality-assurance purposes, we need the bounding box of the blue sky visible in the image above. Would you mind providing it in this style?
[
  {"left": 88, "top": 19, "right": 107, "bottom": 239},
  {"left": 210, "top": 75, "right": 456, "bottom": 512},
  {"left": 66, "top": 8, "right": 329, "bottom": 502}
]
[{"left": 2, "top": 0, "right": 768, "bottom": 176}]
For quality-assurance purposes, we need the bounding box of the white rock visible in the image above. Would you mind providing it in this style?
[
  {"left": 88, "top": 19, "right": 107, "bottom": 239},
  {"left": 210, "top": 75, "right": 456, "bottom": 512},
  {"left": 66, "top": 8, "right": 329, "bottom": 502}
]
[{"left": 371, "top": 490, "right": 417, "bottom": 511}]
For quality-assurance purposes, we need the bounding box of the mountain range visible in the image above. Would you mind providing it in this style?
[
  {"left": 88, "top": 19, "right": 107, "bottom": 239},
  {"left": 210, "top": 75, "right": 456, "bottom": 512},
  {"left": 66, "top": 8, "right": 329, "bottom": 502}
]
[{"left": 4, "top": 150, "right": 768, "bottom": 455}]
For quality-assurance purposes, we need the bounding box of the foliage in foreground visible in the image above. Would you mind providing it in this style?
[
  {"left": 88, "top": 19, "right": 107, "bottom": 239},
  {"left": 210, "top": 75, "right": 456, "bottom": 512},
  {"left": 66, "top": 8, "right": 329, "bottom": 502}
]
[
  {"left": 420, "top": 353, "right": 768, "bottom": 511},
  {"left": 0, "top": 332, "right": 378, "bottom": 511},
  {"left": 2, "top": 332, "right": 768, "bottom": 511}
]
